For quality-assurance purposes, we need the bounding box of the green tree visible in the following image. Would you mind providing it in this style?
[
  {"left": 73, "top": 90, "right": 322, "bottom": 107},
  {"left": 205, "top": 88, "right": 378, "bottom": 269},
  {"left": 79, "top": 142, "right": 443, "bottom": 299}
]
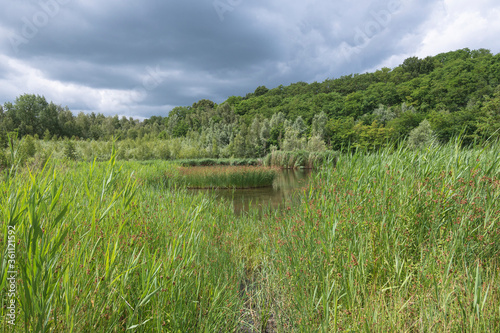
[
  {"left": 12, "top": 94, "right": 48, "bottom": 137},
  {"left": 352, "top": 121, "right": 393, "bottom": 150},
  {"left": 292, "top": 116, "right": 307, "bottom": 137},
  {"left": 0, "top": 105, "right": 8, "bottom": 148},
  {"left": 58, "top": 106, "right": 76, "bottom": 138},
  {"left": 167, "top": 107, "right": 190, "bottom": 138},
  {"left": 387, "top": 104, "right": 424, "bottom": 139},
  {"left": 75, "top": 112, "right": 91, "bottom": 138},
  {"left": 232, "top": 133, "right": 246, "bottom": 158},
  {"left": 39, "top": 102, "right": 60, "bottom": 137},
  {"left": 248, "top": 117, "right": 264, "bottom": 156},
  {"left": 408, "top": 119, "right": 434, "bottom": 148},
  {"left": 19, "top": 134, "right": 37, "bottom": 162},
  {"left": 311, "top": 111, "right": 328, "bottom": 139},
  {"left": 232, "top": 123, "right": 250, "bottom": 158},
  {"left": 325, "top": 117, "right": 356, "bottom": 150},
  {"left": 43, "top": 129, "right": 51, "bottom": 141},
  {"left": 192, "top": 99, "right": 216, "bottom": 110},
  {"left": 307, "top": 135, "right": 327, "bottom": 151},
  {"left": 63, "top": 139, "right": 77, "bottom": 160},
  {"left": 254, "top": 86, "right": 269, "bottom": 97},
  {"left": 401, "top": 56, "right": 435, "bottom": 77},
  {"left": 476, "top": 87, "right": 500, "bottom": 139},
  {"left": 268, "top": 112, "right": 286, "bottom": 149},
  {"left": 282, "top": 127, "right": 305, "bottom": 151},
  {"left": 372, "top": 104, "right": 396, "bottom": 125},
  {"left": 211, "top": 137, "right": 219, "bottom": 158},
  {"left": 259, "top": 119, "right": 271, "bottom": 154}
]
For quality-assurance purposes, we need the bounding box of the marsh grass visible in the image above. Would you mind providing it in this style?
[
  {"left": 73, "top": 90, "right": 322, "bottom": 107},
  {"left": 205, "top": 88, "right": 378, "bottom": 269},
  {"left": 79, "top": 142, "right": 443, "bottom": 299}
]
[
  {"left": 176, "top": 158, "right": 261, "bottom": 167},
  {"left": 0, "top": 149, "right": 247, "bottom": 332},
  {"left": 257, "top": 140, "right": 500, "bottom": 331},
  {"left": 263, "top": 150, "right": 337, "bottom": 169},
  {"left": 1, "top": 140, "right": 500, "bottom": 332},
  {"left": 178, "top": 166, "right": 279, "bottom": 189}
]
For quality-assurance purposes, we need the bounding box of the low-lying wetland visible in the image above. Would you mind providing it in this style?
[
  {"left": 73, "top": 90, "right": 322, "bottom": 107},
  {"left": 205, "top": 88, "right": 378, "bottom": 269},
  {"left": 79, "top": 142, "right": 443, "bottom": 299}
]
[
  {"left": 3, "top": 142, "right": 500, "bottom": 332},
  {"left": 178, "top": 165, "right": 279, "bottom": 189},
  {"left": 189, "top": 168, "right": 313, "bottom": 215},
  {"left": 150, "top": 162, "right": 315, "bottom": 215}
]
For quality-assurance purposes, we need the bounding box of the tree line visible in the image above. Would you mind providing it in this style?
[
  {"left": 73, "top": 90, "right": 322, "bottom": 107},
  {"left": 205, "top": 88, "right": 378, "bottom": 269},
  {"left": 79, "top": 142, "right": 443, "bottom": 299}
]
[{"left": 1, "top": 48, "right": 499, "bottom": 159}]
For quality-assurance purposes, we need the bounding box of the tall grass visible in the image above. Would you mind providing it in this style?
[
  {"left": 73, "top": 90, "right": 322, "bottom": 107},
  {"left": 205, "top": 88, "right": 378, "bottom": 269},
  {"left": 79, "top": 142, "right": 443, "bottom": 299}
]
[
  {"left": 1, "top": 140, "right": 499, "bottom": 331},
  {"left": 263, "top": 150, "right": 337, "bottom": 169},
  {"left": 176, "top": 158, "right": 261, "bottom": 167},
  {"left": 256, "top": 140, "right": 500, "bottom": 331},
  {"left": 0, "top": 149, "right": 247, "bottom": 332},
  {"left": 177, "top": 166, "right": 278, "bottom": 189}
]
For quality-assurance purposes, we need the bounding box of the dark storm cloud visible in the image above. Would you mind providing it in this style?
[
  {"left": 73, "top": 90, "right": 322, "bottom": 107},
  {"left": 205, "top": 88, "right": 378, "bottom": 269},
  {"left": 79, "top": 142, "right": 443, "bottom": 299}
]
[
  {"left": 1, "top": 0, "right": 499, "bottom": 118},
  {"left": 1, "top": 0, "right": 284, "bottom": 97}
]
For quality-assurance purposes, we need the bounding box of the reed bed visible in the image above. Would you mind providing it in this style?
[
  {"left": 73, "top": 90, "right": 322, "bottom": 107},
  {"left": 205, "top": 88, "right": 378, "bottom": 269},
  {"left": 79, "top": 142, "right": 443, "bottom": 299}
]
[
  {"left": 255, "top": 141, "right": 500, "bottom": 331},
  {"left": 176, "top": 158, "right": 261, "bottom": 167},
  {"left": 263, "top": 150, "right": 337, "bottom": 169},
  {"left": 1, "top": 140, "right": 500, "bottom": 332},
  {"left": 0, "top": 149, "right": 251, "bottom": 332},
  {"left": 177, "top": 166, "right": 278, "bottom": 189}
]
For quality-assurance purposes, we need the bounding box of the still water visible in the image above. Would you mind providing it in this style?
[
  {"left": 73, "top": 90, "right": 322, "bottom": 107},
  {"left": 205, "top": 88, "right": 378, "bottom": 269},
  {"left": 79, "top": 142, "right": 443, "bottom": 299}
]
[{"left": 190, "top": 169, "right": 313, "bottom": 215}]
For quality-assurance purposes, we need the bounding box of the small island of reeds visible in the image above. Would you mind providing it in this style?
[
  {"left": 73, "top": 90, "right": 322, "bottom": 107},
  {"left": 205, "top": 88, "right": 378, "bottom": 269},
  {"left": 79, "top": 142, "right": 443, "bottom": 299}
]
[{"left": 177, "top": 165, "right": 279, "bottom": 189}]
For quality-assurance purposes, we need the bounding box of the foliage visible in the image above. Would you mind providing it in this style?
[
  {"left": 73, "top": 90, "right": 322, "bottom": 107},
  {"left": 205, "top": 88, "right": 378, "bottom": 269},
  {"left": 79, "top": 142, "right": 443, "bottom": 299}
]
[
  {"left": 63, "top": 139, "right": 78, "bottom": 160},
  {"left": 2, "top": 46, "right": 500, "bottom": 331},
  {"left": 1, "top": 48, "right": 500, "bottom": 156},
  {"left": 307, "top": 135, "right": 327, "bottom": 152},
  {"left": 263, "top": 150, "right": 337, "bottom": 169},
  {"left": 408, "top": 119, "right": 434, "bottom": 148},
  {"left": 2, "top": 141, "right": 499, "bottom": 331},
  {"left": 18, "top": 135, "right": 36, "bottom": 163}
]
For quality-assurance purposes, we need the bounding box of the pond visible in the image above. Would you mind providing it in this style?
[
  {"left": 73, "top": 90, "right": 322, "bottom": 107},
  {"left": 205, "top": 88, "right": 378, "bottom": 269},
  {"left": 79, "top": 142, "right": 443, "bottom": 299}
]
[{"left": 190, "top": 169, "right": 313, "bottom": 215}]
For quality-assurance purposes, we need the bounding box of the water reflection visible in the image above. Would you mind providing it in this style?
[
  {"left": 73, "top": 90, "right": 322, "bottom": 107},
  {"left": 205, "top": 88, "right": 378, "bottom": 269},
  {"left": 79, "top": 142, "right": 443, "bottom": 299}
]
[{"left": 190, "top": 169, "right": 313, "bottom": 215}]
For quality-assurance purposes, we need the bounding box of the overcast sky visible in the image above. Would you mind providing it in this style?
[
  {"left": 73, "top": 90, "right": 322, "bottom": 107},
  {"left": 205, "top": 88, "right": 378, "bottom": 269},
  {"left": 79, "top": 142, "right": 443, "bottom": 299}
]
[{"left": 1, "top": 0, "right": 499, "bottom": 119}]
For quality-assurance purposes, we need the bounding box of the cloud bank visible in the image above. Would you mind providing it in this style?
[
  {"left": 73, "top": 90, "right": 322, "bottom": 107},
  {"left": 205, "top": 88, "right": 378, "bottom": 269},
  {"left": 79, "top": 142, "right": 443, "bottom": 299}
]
[{"left": 0, "top": 0, "right": 499, "bottom": 118}]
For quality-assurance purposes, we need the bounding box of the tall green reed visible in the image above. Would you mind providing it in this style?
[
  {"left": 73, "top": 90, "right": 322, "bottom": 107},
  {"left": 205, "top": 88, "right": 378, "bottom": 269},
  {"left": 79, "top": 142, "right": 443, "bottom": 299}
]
[
  {"left": 255, "top": 140, "right": 500, "bottom": 331},
  {"left": 1, "top": 139, "right": 499, "bottom": 332}
]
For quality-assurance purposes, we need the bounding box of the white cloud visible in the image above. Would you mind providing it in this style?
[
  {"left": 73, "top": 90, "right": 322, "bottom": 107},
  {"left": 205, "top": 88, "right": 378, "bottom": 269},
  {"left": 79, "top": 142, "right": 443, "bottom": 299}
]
[
  {"left": 416, "top": 0, "right": 500, "bottom": 57},
  {"left": 361, "top": 0, "right": 500, "bottom": 75},
  {"left": 0, "top": 54, "right": 152, "bottom": 116},
  {"left": 1, "top": 0, "right": 499, "bottom": 118}
]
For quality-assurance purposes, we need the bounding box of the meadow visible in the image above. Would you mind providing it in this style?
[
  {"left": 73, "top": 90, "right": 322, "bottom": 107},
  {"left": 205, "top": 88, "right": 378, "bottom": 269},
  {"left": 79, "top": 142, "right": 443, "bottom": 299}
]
[{"left": 1, "top": 140, "right": 500, "bottom": 332}]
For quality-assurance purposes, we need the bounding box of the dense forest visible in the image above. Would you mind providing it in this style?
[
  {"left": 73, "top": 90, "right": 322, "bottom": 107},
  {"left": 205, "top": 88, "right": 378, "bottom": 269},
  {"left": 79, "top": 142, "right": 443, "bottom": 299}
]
[{"left": 1, "top": 48, "right": 499, "bottom": 161}]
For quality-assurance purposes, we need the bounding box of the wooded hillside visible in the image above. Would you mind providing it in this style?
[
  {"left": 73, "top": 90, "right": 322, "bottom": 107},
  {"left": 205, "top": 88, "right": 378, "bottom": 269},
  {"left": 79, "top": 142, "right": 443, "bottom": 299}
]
[{"left": 1, "top": 48, "right": 499, "bottom": 158}]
